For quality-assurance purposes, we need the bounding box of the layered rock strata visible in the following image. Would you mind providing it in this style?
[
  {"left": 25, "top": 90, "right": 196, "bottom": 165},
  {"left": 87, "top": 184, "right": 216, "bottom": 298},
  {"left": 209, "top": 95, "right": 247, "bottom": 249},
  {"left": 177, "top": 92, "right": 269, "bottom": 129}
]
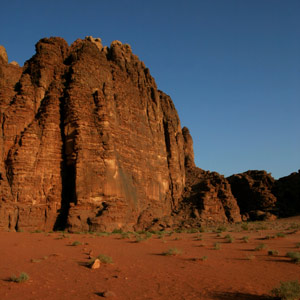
[{"left": 0, "top": 37, "right": 185, "bottom": 232}]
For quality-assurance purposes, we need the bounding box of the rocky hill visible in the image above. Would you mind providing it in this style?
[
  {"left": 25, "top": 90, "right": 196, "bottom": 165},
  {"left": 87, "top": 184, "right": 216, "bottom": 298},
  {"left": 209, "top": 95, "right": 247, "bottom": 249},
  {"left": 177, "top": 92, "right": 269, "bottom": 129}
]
[{"left": 0, "top": 37, "right": 299, "bottom": 232}]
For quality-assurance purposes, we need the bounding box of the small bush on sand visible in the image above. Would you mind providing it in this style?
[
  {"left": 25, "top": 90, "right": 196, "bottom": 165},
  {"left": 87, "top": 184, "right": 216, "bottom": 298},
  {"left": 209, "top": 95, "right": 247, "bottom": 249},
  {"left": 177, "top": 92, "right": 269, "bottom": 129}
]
[
  {"left": 276, "top": 232, "right": 286, "bottom": 238},
  {"left": 71, "top": 241, "right": 82, "bottom": 246},
  {"left": 89, "top": 254, "right": 113, "bottom": 266},
  {"left": 241, "top": 223, "right": 249, "bottom": 231},
  {"left": 162, "top": 248, "right": 182, "bottom": 256},
  {"left": 213, "top": 242, "right": 221, "bottom": 250},
  {"left": 224, "top": 234, "right": 234, "bottom": 243},
  {"left": 216, "top": 225, "right": 227, "bottom": 233},
  {"left": 268, "top": 250, "right": 279, "bottom": 256},
  {"left": 271, "top": 280, "right": 300, "bottom": 300},
  {"left": 242, "top": 236, "right": 249, "bottom": 243},
  {"left": 10, "top": 272, "right": 29, "bottom": 283},
  {"left": 254, "top": 244, "right": 266, "bottom": 251},
  {"left": 295, "top": 243, "right": 300, "bottom": 249},
  {"left": 286, "top": 252, "right": 300, "bottom": 264}
]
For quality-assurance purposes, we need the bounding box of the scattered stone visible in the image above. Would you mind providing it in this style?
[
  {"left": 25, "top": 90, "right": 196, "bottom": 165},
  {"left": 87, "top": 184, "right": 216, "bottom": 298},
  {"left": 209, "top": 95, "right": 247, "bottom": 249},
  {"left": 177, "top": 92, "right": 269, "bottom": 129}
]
[
  {"left": 90, "top": 258, "right": 101, "bottom": 269},
  {"left": 102, "top": 291, "right": 116, "bottom": 298}
]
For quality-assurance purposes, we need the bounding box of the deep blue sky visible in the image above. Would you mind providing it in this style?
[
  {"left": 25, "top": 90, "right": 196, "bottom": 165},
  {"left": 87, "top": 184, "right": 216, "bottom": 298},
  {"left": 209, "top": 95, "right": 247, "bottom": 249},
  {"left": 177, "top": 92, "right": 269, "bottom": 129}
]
[{"left": 1, "top": 0, "right": 299, "bottom": 179}]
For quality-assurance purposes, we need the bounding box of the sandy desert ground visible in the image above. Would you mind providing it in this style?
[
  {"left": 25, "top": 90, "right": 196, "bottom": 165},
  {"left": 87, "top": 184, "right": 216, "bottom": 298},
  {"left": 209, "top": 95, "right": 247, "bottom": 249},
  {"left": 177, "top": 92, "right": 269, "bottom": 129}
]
[{"left": 1, "top": 217, "right": 300, "bottom": 300}]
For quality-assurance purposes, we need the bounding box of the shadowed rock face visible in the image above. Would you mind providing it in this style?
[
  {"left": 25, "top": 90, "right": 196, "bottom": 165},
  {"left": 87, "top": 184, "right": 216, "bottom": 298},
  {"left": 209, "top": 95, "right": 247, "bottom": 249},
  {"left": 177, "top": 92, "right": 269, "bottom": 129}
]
[
  {"left": 227, "top": 171, "right": 277, "bottom": 220},
  {"left": 273, "top": 171, "right": 300, "bottom": 217},
  {"left": 0, "top": 37, "right": 185, "bottom": 232},
  {"left": 181, "top": 167, "right": 242, "bottom": 225}
]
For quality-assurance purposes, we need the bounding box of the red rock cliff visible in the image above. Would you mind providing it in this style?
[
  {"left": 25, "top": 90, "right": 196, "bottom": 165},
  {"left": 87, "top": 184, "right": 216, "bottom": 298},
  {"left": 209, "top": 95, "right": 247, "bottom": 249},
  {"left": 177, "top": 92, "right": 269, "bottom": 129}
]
[{"left": 0, "top": 37, "right": 185, "bottom": 232}]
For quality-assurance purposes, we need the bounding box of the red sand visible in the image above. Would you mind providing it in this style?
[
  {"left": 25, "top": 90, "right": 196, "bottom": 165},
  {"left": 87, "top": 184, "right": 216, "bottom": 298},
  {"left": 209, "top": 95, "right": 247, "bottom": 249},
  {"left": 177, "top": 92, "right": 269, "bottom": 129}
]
[{"left": 1, "top": 218, "right": 300, "bottom": 300}]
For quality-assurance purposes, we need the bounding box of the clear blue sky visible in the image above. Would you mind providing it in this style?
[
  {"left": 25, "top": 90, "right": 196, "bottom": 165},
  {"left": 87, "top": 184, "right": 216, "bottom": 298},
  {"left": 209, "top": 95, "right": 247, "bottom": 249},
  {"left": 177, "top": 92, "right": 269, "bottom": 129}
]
[{"left": 1, "top": 0, "right": 299, "bottom": 179}]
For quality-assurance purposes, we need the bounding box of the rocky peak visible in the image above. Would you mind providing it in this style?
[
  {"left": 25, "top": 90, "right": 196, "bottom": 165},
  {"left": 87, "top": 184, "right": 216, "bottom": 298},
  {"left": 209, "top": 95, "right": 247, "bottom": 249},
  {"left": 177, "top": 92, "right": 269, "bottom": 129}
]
[
  {"left": 182, "top": 126, "right": 195, "bottom": 168},
  {"left": 0, "top": 45, "right": 8, "bottom": 64}
]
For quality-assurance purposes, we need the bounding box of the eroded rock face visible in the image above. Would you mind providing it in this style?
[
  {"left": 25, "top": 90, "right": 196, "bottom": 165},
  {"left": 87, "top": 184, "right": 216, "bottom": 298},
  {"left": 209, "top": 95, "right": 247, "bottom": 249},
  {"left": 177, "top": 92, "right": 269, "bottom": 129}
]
[
  {"left": 273, "top": 171, "right": 300, "bottom": 217},
  {"left": 227, "top": 171, "right": 277, "bottom": 220},
  {"left": 181, "top": 167, "right": 242, "bottom": 225},
  {"left": 0, "top": 37, "right": 185, "bottom": 231}
]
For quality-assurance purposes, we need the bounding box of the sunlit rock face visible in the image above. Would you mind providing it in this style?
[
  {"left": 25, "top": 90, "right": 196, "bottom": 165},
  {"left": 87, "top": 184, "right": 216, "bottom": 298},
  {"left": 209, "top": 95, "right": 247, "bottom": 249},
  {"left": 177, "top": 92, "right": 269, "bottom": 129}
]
[{"left": 0, "top": 37, "right": 185, "bottom": 232}]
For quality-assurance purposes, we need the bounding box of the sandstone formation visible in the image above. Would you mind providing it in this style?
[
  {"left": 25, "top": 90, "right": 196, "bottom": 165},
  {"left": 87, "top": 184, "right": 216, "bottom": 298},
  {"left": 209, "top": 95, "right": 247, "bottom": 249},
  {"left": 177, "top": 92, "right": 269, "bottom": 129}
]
[
  {"left": 0, "top": 37, "right": 185, "bottom": 232},
  {"left": 228, "top": 171, "right": 277, "bottom": 220},
  {"left": 273, "top": 170, "right": 300, "bottom": 217},
  {"left": 0, "top": 38, "right": 299, "bottom": 232},
  {"left": 180, "top": 167, "right": 242, "bottom": 225}
]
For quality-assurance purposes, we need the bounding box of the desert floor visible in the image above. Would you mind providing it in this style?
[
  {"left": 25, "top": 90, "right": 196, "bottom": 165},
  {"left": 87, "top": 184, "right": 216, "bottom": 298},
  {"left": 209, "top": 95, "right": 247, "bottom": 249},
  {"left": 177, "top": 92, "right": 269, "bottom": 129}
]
[{"left": 1, "top": 217, "right": 300, "bottom": 300}]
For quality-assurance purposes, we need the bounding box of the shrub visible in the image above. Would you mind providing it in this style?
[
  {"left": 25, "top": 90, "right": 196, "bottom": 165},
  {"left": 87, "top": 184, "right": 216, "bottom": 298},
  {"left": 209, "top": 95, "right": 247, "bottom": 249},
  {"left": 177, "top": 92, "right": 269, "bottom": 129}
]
[
  {"left": 95, "top": 232, "right": 110, "bottom": 237},
  {"left": 295, "top": 243, "right": 300, "bottom": 249},
  {"left": 276, "top": 232, "right": 286, "bottom": 238},
  {"left": 89, "top": 254, "right": 113, "bottom": 266},
  {"left": 10, "top": 272, "right": 29, "bottom": 283},
  {"left": 213, "top": 242, "right": 221, "bottom": 250},
  {"left": 242, "top": 236, "right": 249, "bottom": 243},
  {"left": 216, "top": 225, "right": 227, "bottom": 233},
  {"left": 186, "top": 228, "right": 199, "bottom": 234},
  {"left": 264, "top": 235, "right": 275, "bottom": 240},
  {"left": 162, "top": 248, "right": 182, "bottom": 256},
  {"left": 286, "top": 252, "right": 300, "bottom": 264},
  {"left": 271, "top": 280, "right": 300, "bottom": 300},
  {"left": 201, "top": 256, "right": 208, "bottom": 261},
  {"left": 254, "top": 244, "right": 266, "bottom": 251},
  {"left": 71, "top": 241, "right": 82, "bottom": 246},
  {"left": 224, "top": 234, "right": 234, "bottom": 243},
  {"left": 112, "top": 228, "right": 123, "bottom": 234},
  {"left": 268, "top": 250, "right": 279, "bottom": 256},
  {"left": 241, "top": 223, "right": 249, "bottom": 231},
  {"left": 199, "top": 227, "right": 206, "bottom": 233},
  {"left": 120, "top": 232, "right": 131, "bottom": 239},
  {"left": 134, "top": 232, "right": 152, "bottom": 243}
]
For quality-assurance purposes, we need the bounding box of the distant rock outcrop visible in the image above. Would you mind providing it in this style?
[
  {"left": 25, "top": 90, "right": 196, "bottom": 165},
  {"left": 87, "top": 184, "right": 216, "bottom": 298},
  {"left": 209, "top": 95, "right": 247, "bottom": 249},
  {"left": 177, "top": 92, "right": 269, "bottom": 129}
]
[
  {"left": 181, "top": 167, "right": 241, "bottom": 225},
  {"left": 227, "top": 171, "right": 277, "bottom": 220},
  {"left": 273, "top": 171, "right": 300, "bottom": 217}
]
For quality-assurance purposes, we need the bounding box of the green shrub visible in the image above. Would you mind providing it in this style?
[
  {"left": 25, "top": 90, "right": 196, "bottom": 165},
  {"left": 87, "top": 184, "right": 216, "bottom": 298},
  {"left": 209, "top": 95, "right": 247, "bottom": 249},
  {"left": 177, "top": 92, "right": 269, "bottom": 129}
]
[
  {"left": 268, "top": 250, "right": 279, "bottom": 256},
  {"left": 120, "top": 232, "right": 131, "bottom": 239},
  {"left": 295, "top": 243, "right": 300, "bottom": 249},
  {"left": 254, "top": 244, "right": 266, "bottom": 251},
  {"left": 89, "top": 254, "right": 113, "bottom": 266},
  {"left": 213, "top": 242, "right": 221, "bottom": 250},
  {"left": 95, "top": 232, "right": 110, "bottom": 237},
  {"left": 216, "top": 225, "right": 227, "bottom": 233},
  {"left": 201, "top": 256, "right": 207, "bottom": 261},
  {"left": 276, "top": 232, "right": 286, "bottom": 238},
  {"left": 242, "top": 236, "right": 249, "bottom": 243},
  {"left": 224, "top": 234, "right": 234, "bottom": 243},
  {"left": 10, "top": 272, "right": 29, "bottom": 283},
  {"left": 186, "top": 228, "right": 199, "bottom": 234},
  {"left": 71, "top": 241, "right": 82, "bottom": 246},
  {"left": 162, "top": 247, "right": 182, "bottom": 256},
  {"left": 286, "top": 252, "right": 300, "bottom": 264},
  {"left": 271, "top": 280, "right": 300, "bottom": 300},
  {"left": 112, "top": 228, "right": 123, "bottom": 234},
  {"left": 241, "top": 223, "right": 249, "bottom": 231}
]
